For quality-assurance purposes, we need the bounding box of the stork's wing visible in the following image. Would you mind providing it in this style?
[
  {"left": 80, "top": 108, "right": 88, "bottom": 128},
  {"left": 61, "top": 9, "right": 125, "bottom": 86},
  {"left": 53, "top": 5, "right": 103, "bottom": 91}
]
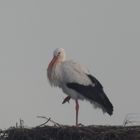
[{"left": 67, "top": 74, "right": 113, "bottom": 115}]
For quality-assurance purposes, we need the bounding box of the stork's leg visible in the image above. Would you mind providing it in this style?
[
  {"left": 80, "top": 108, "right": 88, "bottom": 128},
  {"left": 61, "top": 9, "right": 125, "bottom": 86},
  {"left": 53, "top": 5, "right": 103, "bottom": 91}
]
[
  {"left": 75, "top": 99, "right": 79, "bottom": 127},
  {"left": 62, "top": 96, "right": 71, "bottom": 104}
]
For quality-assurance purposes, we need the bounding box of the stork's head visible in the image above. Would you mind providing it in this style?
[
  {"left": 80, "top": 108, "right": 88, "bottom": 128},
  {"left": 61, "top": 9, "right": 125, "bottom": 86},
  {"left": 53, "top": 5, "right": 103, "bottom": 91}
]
[
  {"left": 53, "top": 48, "right": 66, "bottom": 62},
  {"left": 48, "top": 48, "right": 65, "bottom": 70}
]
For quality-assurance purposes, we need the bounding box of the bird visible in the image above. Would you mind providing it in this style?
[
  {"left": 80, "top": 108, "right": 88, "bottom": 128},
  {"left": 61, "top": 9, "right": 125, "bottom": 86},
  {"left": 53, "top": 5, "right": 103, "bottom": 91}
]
[{"left": 47, "top": 48, "right": 113, "bottom": 126}]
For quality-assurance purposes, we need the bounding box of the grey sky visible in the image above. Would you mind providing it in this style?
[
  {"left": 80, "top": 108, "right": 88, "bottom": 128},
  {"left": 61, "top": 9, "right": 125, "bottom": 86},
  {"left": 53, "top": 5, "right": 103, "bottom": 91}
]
[{"left": 0, "top": 0, "right": 140, "bottom": 128}]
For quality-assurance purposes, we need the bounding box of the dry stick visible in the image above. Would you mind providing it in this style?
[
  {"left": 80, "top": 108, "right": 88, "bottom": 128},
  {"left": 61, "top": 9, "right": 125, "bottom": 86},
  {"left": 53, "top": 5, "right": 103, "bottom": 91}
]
[
  {"left": 123, "top": 113, "right": 140, "bottom": 126},
  {"left": 36, "top": 117, "right": 51, "bottom": 127},
  {"left": 36, "top": 116, "right": 61, "bottom": 127}
]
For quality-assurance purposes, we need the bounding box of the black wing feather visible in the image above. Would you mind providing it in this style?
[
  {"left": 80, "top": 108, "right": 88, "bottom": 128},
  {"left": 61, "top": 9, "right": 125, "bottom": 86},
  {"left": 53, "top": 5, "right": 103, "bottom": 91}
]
[{"left": 67, "top": 74, "right": 113, "bottom": 115}]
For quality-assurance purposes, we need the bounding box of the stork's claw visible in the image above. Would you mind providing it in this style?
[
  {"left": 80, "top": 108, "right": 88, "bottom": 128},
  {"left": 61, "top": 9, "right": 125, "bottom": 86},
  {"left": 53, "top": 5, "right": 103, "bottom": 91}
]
[{"left": 62, "top": 96, "right": 71, "bottom": 104}]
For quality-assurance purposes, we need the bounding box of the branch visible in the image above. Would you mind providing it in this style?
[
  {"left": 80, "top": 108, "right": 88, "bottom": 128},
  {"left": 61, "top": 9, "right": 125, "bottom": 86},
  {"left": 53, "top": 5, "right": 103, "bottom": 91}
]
[{"left": 36, "top": 116, "right": 62, "bottom": 127}]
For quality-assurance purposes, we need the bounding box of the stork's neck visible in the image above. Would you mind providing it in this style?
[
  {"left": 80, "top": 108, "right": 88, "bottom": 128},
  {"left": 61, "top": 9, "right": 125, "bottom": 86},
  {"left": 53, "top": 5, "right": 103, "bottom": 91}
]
[
  {"left": 59, "top": 53, "right": 66, "bottom": 62},
  {"left": 56, "top": 55, "right": 65, "bottom": 65}
]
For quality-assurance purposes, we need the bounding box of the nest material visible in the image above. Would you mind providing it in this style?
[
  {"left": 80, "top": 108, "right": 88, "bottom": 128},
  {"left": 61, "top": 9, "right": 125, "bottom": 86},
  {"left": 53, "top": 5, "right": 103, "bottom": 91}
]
[{"left": 0, "top": 125, "right": 140, "bottom": 140}]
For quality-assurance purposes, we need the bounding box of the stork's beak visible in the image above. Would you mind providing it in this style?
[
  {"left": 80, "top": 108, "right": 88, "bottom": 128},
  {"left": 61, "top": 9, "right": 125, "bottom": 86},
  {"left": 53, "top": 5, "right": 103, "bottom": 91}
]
[{"left": 48, "top": 55, "right": 58, "bottom": 69}]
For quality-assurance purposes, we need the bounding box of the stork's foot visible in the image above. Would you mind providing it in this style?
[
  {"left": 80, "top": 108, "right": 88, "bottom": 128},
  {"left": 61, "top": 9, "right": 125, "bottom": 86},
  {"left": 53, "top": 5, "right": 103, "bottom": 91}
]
[
  {"left": 77, "top": 123, "right": 84, "bottom": 127},
  {"left": 62, "top": 96, "right": 71, "bottom": 104},
  {"left": 71, "top": 123, "right": 84, "bottom": 127},
  {"left": 73, "top": 123, "right": 85, "bottom": 127}
]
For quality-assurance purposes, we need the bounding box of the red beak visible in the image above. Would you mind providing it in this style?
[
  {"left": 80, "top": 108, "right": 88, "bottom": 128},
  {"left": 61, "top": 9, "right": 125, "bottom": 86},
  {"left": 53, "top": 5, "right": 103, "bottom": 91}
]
[{"left": 48, "top": 55, "right": 58, "bottom": 69}]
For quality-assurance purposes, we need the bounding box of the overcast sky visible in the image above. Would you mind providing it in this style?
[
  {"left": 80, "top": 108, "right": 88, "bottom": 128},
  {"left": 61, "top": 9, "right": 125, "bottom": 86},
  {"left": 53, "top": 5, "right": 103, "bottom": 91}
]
[{"left": 0, "top": 0, "right": 140, "bottom": 128}]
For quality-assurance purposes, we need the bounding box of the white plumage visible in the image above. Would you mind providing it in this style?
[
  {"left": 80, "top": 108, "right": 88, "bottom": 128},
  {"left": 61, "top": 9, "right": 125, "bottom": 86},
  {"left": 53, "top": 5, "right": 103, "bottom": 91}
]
[{"left": 47, "top": 48, "right": 113, "bottom": 126}]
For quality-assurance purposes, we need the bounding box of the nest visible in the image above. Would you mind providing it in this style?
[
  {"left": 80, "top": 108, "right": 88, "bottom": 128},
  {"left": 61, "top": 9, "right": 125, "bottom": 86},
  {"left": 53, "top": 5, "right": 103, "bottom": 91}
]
[
  {"left": 0, "top": 116, "right": 140, "bottom": 140},
  {"left": 0, "top": 125, "right": 140, "bottom": 140}
]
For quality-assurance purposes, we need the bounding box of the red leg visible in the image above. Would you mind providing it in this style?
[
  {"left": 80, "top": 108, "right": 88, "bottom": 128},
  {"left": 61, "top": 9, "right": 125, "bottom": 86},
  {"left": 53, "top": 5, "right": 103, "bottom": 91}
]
[
  {"left": 62, "top": 96, "right": 71, "bottom": 104},
  {"left": 75, "top": 99, "right": 79, "bottom": 127}
]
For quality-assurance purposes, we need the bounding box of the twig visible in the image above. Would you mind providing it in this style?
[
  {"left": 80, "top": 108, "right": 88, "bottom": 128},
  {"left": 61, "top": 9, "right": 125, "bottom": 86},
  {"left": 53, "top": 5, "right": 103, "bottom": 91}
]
[
  {"left": 123, "top": 113, "right": 140, "bottom": 126},
  {"left": 36, "top": 116, "right": 62, "bottom": 127},
  {"left": 36, "top": 117, "right": 51, "bottom": 127}
]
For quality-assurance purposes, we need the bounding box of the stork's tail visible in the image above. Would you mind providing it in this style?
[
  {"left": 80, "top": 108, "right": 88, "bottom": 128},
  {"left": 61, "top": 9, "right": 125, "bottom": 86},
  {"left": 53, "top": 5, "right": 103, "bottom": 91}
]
[
  {"left": 99, "top": 91, "right": 113, "bottom": 115},
  {"left": 86, "top": 74, "right": 113, "bottom": 115}
]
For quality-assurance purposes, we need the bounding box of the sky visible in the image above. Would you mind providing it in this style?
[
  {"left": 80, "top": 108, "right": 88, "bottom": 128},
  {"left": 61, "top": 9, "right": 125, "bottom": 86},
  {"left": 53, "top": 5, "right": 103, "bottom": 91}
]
[{"left": 0, "top": 0, "right": 140, "bottom": 128}]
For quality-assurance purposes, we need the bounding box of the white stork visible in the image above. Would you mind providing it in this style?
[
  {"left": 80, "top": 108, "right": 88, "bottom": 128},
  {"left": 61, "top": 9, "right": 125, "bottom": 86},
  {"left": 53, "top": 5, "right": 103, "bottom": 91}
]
[{"left": 47, "top": 48, "right": 113, "bottom": 126}]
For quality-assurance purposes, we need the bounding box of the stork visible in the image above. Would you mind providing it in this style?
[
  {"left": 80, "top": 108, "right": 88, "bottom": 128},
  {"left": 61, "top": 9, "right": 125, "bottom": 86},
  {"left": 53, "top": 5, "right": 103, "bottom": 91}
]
[{"left": 47, "top": 48, "right": 113, "bottom": 126}]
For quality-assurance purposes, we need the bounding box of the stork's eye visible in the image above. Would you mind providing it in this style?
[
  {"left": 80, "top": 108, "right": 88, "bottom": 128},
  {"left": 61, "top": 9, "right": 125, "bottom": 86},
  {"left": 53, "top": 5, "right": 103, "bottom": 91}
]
[{"left": 58, "top": 52, "right": 61, "bottom": 55}]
